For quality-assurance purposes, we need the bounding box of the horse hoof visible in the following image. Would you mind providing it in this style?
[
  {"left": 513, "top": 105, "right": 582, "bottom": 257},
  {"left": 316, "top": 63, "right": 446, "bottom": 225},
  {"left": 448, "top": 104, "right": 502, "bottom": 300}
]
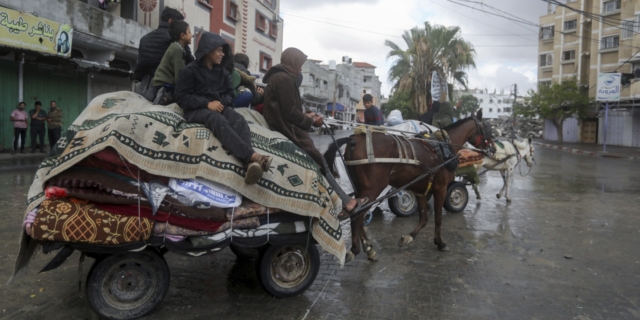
[
  {"left": 345, "top": 251, "right": 355, "bottom": 263},
  {"left": 476, "top": 195, "right": 482, "bottom": 200},
  {"left": 496, "top": 194, "right": 501, "bottom": 199},
  {"left": 398, "top": 235, "right": 414, "bottom": 247},
  {"left": 438, "top": 243, "right": 449, "bottom": 252},
  {"left": 367, "top": 250, "right": 378, "bottom": 261},
  {"left": 506, "top": 198, "right": 512, "bottom": 203}
]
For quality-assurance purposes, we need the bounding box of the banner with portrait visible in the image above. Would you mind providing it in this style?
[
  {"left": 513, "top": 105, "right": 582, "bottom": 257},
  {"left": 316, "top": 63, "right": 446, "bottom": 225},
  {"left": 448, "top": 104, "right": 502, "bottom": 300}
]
[{"left": 0, "top": 7, "right": 73, "bottom": 57}]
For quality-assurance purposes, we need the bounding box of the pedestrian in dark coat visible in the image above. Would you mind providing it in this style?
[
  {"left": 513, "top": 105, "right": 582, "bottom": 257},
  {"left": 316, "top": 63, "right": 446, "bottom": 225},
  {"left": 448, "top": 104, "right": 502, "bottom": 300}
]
[
  {"left": 262, "top": 47, "right": 367, "bottom": 216},
  {"left": 362, "top": 94, "right": 383, "bottom": 125},
  {"left": 134, "top": 7, "right": 194, "bottom": 83},
  {"left": 175, "top": 32, "right": 271, "bottom": 185},
  {"left": 29, "top": 101, "right": 47, "bottom": 153},
  {"left": 418, "top": 101, "right": 440, "bottom": 125}
]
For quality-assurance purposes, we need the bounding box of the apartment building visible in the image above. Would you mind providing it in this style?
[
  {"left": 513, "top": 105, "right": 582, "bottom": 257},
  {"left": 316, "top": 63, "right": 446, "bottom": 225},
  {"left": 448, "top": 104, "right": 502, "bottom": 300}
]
[
  {"left": 207, "top": 0, "right": 283, "bottom": 77},
  {"left": 538, "top": 0, "right": 640, "bottom": 146},
  {"left": 452, "top": 89, "right": 515, "bottom": 119},
  {"left": 299, "top": 59, "right": 382, "bottom": 123}
]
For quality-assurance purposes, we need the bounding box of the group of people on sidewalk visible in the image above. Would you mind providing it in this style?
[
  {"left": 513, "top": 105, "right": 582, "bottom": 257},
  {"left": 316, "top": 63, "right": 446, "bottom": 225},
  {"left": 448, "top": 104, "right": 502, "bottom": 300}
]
[
  {"left": 9, "top": 101, "right": 63, "bottom": 155},
  {"left": 131, "top": 7, "right": 369, "bottom": 215}
]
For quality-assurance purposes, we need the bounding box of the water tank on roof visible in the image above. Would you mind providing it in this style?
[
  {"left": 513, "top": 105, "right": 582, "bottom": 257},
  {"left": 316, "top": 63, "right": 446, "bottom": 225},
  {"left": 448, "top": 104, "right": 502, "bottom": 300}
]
[{"left": 329, "top": 60, "right": 336, "bottom": 71}]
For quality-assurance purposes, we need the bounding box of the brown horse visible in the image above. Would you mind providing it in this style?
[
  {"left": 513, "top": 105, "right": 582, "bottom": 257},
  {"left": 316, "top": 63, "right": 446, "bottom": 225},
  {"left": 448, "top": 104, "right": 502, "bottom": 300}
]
[{"left": 324, "top": 110, "right": 494, "bottom": 261}]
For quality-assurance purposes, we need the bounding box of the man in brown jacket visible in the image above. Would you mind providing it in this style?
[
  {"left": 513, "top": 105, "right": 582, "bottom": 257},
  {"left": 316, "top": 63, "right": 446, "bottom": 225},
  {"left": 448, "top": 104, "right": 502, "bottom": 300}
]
[
  {"left": 47, "top": 100, "right": 63, "bottom": 150},
  {"left": 263, "top": 47, "right": 366, "bottom": 216}
]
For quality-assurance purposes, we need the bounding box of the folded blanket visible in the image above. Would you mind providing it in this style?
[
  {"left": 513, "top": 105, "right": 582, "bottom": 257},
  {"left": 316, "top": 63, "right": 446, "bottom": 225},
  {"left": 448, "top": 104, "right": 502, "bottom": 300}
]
[
  {"left": 46, "top": 167, "right": 227, "bottom": 221},
  {"left": 457, "top": 149, "right": 484, "bottom": 168},
  {"left": 31, "top": 199, "right": 153, "bottom": 245},
  {"left": 153, "top": 216, "right": 259, "bottom": 236},
  {"left": 226, "top": 200, "right": 282, "bottom": 220},
  {"left": 94, "top": 203, "right": 225, "bottom": 232}
]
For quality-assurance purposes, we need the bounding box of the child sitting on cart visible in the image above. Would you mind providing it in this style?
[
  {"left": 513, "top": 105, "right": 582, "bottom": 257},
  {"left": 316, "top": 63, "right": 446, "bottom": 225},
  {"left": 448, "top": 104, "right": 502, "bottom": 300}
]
[{"left": 175, "top": 32, "right": 272, "bottom": 185}]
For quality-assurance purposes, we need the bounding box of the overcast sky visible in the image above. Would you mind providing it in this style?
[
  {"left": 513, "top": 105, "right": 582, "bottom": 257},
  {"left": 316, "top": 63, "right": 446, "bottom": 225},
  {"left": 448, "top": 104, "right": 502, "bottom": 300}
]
[{"left": 280, "top": 0, "right": 548, "bottom": 98}]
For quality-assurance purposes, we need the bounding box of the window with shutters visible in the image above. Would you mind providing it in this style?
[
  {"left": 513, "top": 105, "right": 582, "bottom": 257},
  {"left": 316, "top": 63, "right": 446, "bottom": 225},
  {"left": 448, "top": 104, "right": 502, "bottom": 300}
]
[
  {"left": 540, "top": 26, "right": 554, "bottom": 40},
  {"left": 269, "top": 21, "right": 278, "bottom": 38},
  {"left": 564, "top": 19, "right": 576, "bottom": 31},
  {"left": 622, "top": 20, "right": 634, "bottom": 39},
  {"left": 540, "top": 53, "right": 553, "bottom": 67},
  {"left": 259, "top": 52, "right": 272, "bottom": 72},
  {"left": 563, "top": 50, "right": 575, "bottom": 61},
  {"left": 603, "top": 0, "right": 621, "bottom": 13},
  {"left": 256, "top": 12, "right": 267, "bottom": 31},
  {"left": 227, "top": 1, "right": 238, "bottom": 21},
  {"left": 601, "top": 35, "right": 619, "bottom": 49}
]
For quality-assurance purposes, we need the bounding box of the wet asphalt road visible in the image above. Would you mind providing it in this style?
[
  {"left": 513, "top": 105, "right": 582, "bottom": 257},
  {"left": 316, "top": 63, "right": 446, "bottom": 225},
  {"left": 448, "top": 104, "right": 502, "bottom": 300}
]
[{"left": 1, "top": 129, "right": 640, "bottom": 319}]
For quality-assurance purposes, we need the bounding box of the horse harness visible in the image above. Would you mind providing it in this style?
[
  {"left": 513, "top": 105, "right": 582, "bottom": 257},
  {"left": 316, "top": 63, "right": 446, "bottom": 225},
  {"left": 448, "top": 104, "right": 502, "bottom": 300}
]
[{"left": 343, "top": 129, "right": 422, "bottom": 166}]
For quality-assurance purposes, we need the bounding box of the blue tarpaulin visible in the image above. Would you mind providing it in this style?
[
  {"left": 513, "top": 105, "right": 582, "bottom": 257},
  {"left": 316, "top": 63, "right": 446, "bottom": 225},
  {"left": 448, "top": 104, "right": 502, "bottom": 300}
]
[{"left": 326, "top": 103, "right": 346, "bottom": 111}]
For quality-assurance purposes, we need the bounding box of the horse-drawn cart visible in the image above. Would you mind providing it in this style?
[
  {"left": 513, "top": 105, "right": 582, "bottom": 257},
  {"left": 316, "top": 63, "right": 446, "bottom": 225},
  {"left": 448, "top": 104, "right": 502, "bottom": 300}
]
[{"left": 10, "top": 92, "right": 347, "bottom": 320}]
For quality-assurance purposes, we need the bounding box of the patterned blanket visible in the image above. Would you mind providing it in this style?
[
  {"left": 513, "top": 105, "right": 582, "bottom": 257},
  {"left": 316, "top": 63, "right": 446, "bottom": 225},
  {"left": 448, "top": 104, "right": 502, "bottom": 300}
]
[{"left": 12, "top": 91, "right": 345, "bottom": 280}]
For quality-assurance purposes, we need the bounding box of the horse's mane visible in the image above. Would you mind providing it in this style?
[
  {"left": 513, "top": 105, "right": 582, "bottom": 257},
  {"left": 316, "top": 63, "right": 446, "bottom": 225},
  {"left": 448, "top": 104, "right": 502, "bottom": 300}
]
[{"left": 443, "top": 116, "right": 475, "bottom": 131}]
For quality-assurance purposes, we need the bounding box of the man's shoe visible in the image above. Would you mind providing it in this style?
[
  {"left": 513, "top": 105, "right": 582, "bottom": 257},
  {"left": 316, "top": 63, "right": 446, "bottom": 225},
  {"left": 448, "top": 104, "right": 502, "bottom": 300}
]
[
  {"left": 244, "top": 162, "right": 263, "bottom": 185},
  {"left": 11, "top": 151, "right": 15, "bottom": 155}
]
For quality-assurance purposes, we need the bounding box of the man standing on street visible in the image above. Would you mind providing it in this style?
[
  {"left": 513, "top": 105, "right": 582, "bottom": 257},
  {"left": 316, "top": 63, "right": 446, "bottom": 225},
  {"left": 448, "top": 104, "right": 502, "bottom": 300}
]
[
  {"left": 363, "top": 94, "right": 383, "bottom": 125},
  {"left": 29, "top": 101, "right": 47, "bottom": 153},
  {"left": 47, "top": 100, "right": 63, "bottom": 150},
  {"left": 10, "top": 101, "right": 28, "bottom": 155}
]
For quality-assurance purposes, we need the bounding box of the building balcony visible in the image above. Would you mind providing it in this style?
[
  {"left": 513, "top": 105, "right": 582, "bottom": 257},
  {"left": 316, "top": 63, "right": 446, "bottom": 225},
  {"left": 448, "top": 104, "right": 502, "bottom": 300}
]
[{"left": 0, "top": 0, "right": 152, "bottom": 64}]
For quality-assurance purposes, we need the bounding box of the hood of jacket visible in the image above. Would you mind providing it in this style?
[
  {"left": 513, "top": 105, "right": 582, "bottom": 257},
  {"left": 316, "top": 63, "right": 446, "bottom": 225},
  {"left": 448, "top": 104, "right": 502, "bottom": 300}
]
[
  {"left": 194, "top": 32, "right": 232, "bottom": 65},
  {"left": 262, "top": 64, "right": 289, "bottom": 84}
]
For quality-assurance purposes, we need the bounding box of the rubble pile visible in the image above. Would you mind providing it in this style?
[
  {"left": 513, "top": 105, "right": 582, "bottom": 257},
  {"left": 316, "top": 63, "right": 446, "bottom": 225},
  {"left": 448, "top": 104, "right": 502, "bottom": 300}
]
[{"left": 486, "top": 116, "right": 543, "bottom": 139}]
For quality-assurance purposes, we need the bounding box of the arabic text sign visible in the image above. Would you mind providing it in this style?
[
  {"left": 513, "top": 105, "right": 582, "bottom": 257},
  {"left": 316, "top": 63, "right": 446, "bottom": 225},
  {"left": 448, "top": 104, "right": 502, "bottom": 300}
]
[
  {"left": 0, "top": 8, "right": 73, "bottom": 57},
  {"left": 596, "top": 73, "right": 621, "bottom": 101},
  {"left": 431, "top": 71, "right": 443, "bottom": 101}
]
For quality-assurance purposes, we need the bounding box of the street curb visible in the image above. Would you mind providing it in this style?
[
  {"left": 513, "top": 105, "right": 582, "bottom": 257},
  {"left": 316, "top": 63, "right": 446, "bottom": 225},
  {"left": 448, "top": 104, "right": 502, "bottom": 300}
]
[{"left": 533, "top": 142, "right": 640, "bottom": 161}]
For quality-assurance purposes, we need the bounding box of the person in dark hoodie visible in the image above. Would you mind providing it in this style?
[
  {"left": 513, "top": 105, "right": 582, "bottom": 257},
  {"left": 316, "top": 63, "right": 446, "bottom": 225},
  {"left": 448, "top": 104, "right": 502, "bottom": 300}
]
[
  {"left": 262, "top": 47, "right": 367, "bottom": 217},
  {"left": 134, "top": 7, "right": 194, "bottom": 99},
  {"left": 175, "top": 32, "right": 272, "bottom": 185},
  {"left": 418, "top": 100, "right": 440, "bottom": 125}
]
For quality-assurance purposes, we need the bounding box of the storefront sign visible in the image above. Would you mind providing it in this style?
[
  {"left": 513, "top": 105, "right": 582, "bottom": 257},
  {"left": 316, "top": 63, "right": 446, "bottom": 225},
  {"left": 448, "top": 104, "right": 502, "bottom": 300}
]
[
  {"left": 596, "top": 73, "right": 620, "bottom": 101},
  {"left": 0, "top": 8, "right": 73, "bottom": 57}
]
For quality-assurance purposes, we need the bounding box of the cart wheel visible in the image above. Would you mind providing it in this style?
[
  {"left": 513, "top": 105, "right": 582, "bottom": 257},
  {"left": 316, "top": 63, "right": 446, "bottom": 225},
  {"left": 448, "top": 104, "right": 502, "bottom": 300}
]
[
  {"left": 258, "top": 244, "right": 320, "bottom": 298},
  {"left": 229, "top": 244, "right": 260, "bottom": 260},
  {"left": 389, "top": 189, "right": 418, "bottom": 217},
  {"left": 86, "top": 250, "right": 170, "bottom": 320},
  {"left": 444, "top": 182, "right": 469, "bottom": 213}
]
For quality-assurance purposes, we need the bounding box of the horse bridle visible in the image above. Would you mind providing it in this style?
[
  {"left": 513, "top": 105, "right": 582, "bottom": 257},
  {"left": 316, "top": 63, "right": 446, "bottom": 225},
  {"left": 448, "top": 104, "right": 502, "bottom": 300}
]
[{"left": 471, "top": 117, "right": 492, "bottom": 154}]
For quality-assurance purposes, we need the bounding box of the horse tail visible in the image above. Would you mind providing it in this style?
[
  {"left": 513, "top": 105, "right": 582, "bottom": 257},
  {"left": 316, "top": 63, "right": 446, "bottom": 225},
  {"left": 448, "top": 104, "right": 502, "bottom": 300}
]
[{"left": 323, "top": 137, "right": 353, "bottom": 175}]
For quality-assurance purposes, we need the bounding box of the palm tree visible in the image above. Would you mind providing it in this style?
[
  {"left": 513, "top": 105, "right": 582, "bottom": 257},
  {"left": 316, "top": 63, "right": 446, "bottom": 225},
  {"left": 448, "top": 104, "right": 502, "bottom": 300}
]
[{"left": 385, "top": 22, "right": 476, "bottom": 114}]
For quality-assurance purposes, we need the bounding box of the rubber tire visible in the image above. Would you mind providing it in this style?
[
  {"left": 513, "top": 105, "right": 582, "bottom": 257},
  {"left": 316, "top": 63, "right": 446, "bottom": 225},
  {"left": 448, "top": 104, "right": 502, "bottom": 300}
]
[
  {"left": 86, "top": 250, "right": 170, "bottom": 320},
  {"left": 229, "top": 244, "right": 260, "bottom": 260},
  {"left": 257, "top": 244, "right": 320, "bottom": 298},
  {"left": 444, "top": 182, "right": 469, "bottom": 213},
  {"left": 388, "top": 189, "right": 419, "bottom": 217}
]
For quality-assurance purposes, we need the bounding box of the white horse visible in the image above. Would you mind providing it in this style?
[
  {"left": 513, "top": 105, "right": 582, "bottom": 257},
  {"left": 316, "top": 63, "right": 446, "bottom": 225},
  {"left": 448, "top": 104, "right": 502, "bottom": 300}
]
[{"left": 480, "top": 137, "right": 535, "bottom": 202}]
